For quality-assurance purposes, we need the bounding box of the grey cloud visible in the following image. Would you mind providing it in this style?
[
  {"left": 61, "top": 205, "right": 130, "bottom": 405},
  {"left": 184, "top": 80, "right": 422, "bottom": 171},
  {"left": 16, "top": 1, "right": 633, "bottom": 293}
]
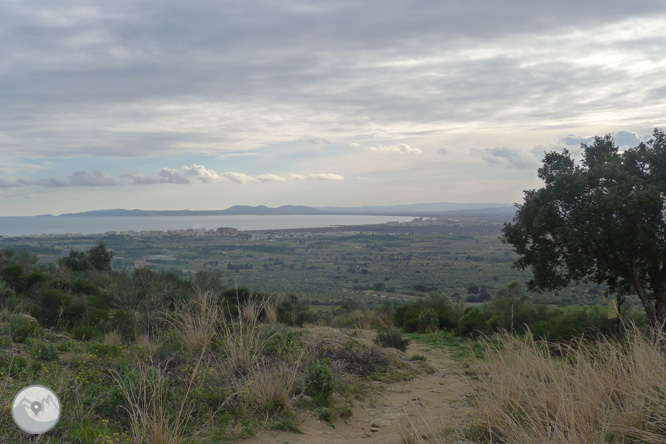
[
  {"left": 562, "top": 130, "right": 652, "bottom": 149},
  {"left": 4, "top": 170, "right": 116, "bottom": 188},
  {"left": 0, "top": 178, "right": 21, "bottom": 188},
  {"left": 68, "top": 169, "right": 119, "bottom": 186},
  {"left": 437, "top": 148, "right": 450, "bottom": 155},
  {"left": 122, "top": 169, "right": 190, "bottom": 184},
  {"left": 20, "top": 177, "right": 70, "bottom": 188},
  {"left": 613, "top": 130, "right": 651, "bottom": 149},
  {"left": 563, "top": 134, "right": 596, "bottom": 146},
  {"left": 472, "top": 147, "right": 540, "bottom": 170},
  {"left": 1, "top": 1, "right": 666, "bottom": 160}
]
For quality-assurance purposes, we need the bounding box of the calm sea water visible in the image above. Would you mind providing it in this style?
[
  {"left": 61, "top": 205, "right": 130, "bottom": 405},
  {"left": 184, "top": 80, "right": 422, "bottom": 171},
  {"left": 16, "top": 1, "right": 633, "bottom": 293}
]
[{"left": 0, "top": 215, "right": 413, "bottom": 236}]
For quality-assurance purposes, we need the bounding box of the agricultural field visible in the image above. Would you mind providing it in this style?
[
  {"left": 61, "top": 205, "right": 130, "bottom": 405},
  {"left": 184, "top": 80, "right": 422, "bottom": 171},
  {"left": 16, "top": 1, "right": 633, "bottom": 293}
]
[{"left": 0, "top": 215, "right": 607, "bottom": 307}]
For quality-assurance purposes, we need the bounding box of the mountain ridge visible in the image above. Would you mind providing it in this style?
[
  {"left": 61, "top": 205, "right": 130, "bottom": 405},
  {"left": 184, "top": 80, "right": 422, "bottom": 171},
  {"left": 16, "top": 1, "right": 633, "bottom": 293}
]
[{"left": 55, "top": 202, "right": 513, "bottom": 217}]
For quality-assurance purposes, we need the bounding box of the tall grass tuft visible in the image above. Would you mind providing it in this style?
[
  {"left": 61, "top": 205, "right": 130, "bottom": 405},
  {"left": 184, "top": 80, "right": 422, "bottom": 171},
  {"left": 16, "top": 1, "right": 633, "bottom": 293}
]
[
  {"left": 220, "top": 294, "right": 276, "bottom": 374},
  {"left": 166, "top": 289, "right": 220, "bottom": 353},
  {"left": 113, "top": 363, "right": 186, "bottom": 444},
  {"left": 470, "top": 326, "right": 666, "bottom": 444},
  {"left": 247, "top": 360, "right": 301, "bottom": 413}
]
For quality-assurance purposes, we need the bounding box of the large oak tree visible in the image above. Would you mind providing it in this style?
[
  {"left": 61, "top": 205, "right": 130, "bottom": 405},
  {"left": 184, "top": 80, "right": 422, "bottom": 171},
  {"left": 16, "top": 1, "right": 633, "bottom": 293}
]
[{"left": 502, "top": 128, "right": 666, "bottom": 332}]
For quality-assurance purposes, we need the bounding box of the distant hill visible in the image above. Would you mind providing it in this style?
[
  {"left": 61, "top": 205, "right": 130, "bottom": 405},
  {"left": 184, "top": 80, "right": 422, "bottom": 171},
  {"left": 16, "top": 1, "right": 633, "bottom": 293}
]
[
  {"left": 58, "top": 205, "right": 325, "bottom": 217},
  {"left": 57, "top": 202, "right": 514, "bottom": 217},
  {"left": 315, "top": 202, "right": 513, "bottom": 216}
]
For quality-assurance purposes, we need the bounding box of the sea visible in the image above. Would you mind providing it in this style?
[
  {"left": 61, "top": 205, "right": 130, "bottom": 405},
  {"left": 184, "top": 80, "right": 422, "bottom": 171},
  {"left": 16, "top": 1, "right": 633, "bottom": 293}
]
[{"left": 0, "top": 215, "right": 414, "bottom": 237}]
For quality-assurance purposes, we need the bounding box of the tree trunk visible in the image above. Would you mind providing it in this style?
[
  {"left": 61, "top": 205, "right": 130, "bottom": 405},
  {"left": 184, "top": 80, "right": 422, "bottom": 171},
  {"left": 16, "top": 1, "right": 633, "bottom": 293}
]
[
  {"left": 633, "top": 268, "right": 658, "bottom": 329},
  {"left": 654, "top": 287, "right": 666, "bottom": 336}
]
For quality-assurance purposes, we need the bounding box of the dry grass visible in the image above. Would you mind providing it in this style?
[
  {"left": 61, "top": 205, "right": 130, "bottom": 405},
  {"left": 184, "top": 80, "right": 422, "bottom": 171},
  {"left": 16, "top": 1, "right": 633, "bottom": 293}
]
[
  {"left": 220, "top": 294, "right": 276, "bottom": 374},
  {"left": 264, "top": 299, "right": 278, "bottom": 324},
  {"left": 103, "top": 330, "right": 123, "bottom": 346},
  {"left": 247, "top": 360, "right": 302, "bottom": 413},
  {"left": 113, "top": 362, "right": 185, "bottom": 444},
  {"left": 164, "top": 289, "right": 220, "bottom": 353},
  {"left": 470, "top": 327, "right": 666, "bottom": 444}
]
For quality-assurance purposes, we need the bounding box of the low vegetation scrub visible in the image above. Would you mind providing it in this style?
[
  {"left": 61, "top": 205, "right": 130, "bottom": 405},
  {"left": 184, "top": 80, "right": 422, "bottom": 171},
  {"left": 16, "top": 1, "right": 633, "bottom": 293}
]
[
  {"left": 10, "top": 313, "right": 40, "bottom": 343},
  {"left": 304, "top": 359, "right": 336, "bottom": 402},
  {"left": 0, "top": 245, "right": 429, "bottom": 442},
  {"left": 29, "top": 340, "right": 58, "bottom": 361},
  {"left": 465, "top": 326, "right": 666, "bottom": 444},
  {"left": 393, "top": 280, "right": 648, "bottom": 343},
  {"left": 375, "top": 328, "right": 410, "bottom": 352}
]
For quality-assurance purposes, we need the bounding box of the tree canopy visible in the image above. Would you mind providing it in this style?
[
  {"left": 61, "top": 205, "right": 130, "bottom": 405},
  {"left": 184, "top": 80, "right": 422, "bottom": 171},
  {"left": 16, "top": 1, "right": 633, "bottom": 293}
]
[
  {"left": 61, "top": 242, "right": 113, "bottom": 272},
  {"left": 502, "top": 128, "right": 666, "bottom": 331}
]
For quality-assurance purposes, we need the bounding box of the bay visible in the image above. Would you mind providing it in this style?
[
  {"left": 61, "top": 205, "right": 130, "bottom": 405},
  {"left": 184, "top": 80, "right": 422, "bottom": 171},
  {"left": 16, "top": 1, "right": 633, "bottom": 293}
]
[{"left": 0, "top": 215, "right": 413, "bottom": 237}]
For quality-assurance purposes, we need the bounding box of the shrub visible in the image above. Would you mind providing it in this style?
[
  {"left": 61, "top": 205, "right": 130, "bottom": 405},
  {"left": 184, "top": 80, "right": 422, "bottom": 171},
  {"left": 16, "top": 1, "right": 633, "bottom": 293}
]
[
  {"left": 276, "top": 294, "right": 312, "bottom": 326},
  {"left": 375, "top": 328, "right": 409, "bottom": 352},
  {"left": 10, "top": 313, "right": 40, "bottom": 343},
  {"left": 71, "top": 324, "right": 99, "bottom": 341},
  {"left": 112, "top": 310, "right": 137, "bottom": 342},
  {"left": 317, "top": 338, "right": 389, "bottom": 376},
  {"left": 304, "top": 360, "right": 335, "bottom": 402},
  {"left": 263, "top": 326, "right": 300, "bottom": 358},
  {"left": 33, "top": 289, "right": 70, "bottom": 327},
  {"left": 30, "top": 341, "right": 59, "bottom": 361},
  {"left": 394, "top": 293, "right": 456, "bottom": 332},
  {"left": 416, "top": 308, "right": 438, "bottom": 333},
  {"left": 456, "top": 307, "right": 490, "bottom": 338}
]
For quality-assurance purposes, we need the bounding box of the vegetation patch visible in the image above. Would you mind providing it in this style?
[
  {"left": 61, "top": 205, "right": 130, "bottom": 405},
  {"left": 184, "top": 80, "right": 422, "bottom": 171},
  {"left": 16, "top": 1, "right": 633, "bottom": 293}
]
[{"left": 465, "top": 327, "right": 666, "bottom": 444}]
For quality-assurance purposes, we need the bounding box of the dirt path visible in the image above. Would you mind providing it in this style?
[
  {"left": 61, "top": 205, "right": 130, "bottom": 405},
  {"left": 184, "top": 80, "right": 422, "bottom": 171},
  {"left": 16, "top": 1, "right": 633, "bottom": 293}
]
[{"left": 248, "top": 340, "right": 476, "bottom": 444}]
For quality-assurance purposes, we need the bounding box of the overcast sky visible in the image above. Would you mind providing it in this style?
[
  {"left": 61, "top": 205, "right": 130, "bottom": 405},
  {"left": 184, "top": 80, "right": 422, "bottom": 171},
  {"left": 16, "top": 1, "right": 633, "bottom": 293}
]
[{"left": 1, "top": 0, "right": 665, "bottom": 216}]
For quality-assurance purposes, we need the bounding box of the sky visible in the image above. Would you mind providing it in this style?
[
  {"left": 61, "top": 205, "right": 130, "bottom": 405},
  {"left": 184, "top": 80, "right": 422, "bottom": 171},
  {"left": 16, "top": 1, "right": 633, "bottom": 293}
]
[{"left": 1, "top": 1, "right": 665, "bottom": 216}]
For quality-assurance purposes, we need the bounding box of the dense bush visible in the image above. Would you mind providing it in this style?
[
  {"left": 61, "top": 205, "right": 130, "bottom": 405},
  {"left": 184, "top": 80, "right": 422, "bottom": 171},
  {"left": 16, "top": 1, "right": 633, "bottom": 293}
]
[
  {"left": 416, "top": 307, "right": 439, "bottom": 333},
  {"left": 276, "top": 294, "right": 312, "bottom": 326},
  {"left": 304, "top": 360, "right": 336, "bottom": 402},
  {"left": 394, "top": 293, "right": 457, "bottom": 332},
  {"left": 10, "top": 314, "right": 40, "bottom": 343},
  {"left": 456, "top": 307, "right": 489, "bottom": 338},
  {"left": 33, "top": 289, "right": 70, "bottom": 327},
  {"left": 375, "top": 328, "right": 409, "bottom": 352}
]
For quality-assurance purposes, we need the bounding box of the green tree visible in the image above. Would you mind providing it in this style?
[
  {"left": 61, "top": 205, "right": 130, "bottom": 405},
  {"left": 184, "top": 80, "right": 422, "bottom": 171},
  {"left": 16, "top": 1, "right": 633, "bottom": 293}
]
[
  {"left": 88, "top": 242, "right": 113, "bottom": 272},
  {"left": 502, "top": 128, "right": 666, "bottom": 332},
  {"left": 61, "top": 249, "right": 91, "bottom": 272},
  {"left": 60, "top": 242, "right": 113, "bottom": 272}
]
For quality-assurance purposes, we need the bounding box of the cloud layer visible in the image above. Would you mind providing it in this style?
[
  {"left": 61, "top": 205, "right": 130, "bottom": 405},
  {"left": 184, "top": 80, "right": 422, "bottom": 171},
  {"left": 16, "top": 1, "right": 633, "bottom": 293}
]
[
  {"left": 1, "top": 1, "right": 665, "bottom": 214},
  {"left": 0, "top": 165, "right": 344, "bottom": 188}
]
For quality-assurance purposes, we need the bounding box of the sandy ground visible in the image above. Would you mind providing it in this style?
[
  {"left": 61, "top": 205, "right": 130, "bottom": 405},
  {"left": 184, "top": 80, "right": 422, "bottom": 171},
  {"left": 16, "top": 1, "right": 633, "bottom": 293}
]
[{"left": 247, "top": 338, "right": 476, "bottom": 444}]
